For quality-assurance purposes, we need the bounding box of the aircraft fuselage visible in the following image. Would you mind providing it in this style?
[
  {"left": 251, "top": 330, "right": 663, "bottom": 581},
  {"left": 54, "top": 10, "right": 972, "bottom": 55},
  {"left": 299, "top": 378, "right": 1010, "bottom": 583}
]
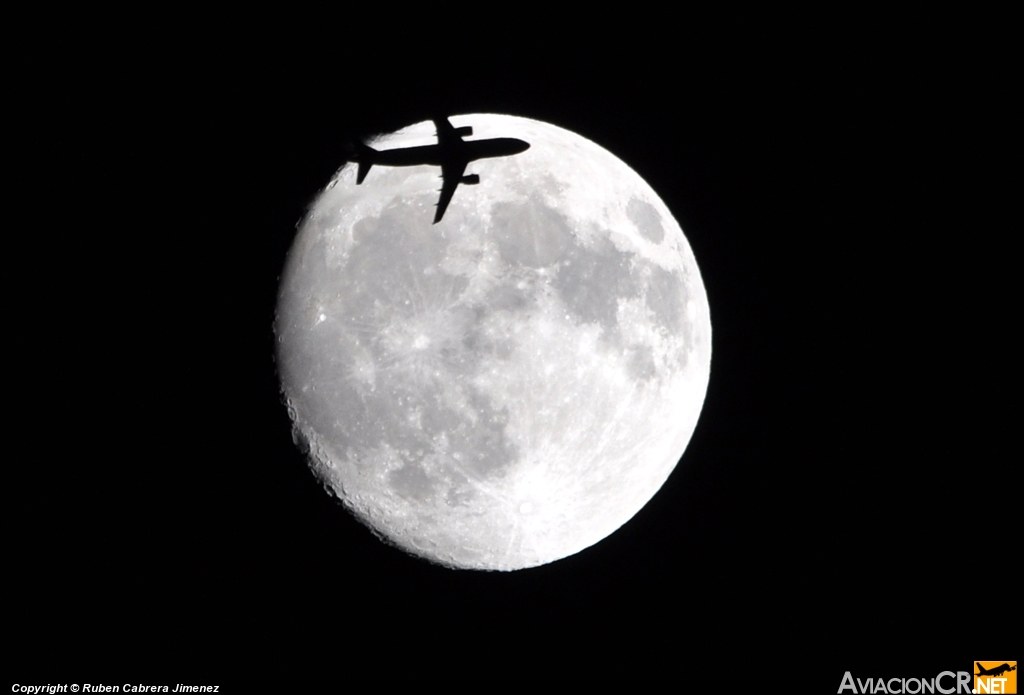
[{"left": 370, "top": 137, "right": 530, "bottom": 168}]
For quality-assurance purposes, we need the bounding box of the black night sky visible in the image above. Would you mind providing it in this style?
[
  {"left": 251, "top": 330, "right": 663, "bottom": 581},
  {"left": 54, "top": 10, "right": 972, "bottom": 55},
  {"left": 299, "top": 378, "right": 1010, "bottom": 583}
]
[{"left": 15, "top": 13, "right": 1014, "bottom": 686}]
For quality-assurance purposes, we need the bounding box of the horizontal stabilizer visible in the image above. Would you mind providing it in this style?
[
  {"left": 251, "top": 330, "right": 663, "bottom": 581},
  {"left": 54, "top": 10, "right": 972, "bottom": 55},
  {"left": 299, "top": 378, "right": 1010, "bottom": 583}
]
[
  {"left": 357, "top": 160, "right": 372, "bottom": 184},
  {"left": 354, "top": 143, "right": 377, "bottom": 184}
]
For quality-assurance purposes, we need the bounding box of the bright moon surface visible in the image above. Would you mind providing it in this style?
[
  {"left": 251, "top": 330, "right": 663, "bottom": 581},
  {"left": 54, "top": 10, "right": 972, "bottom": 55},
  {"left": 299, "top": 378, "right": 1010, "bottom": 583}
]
[{"left": 275, "top": 114, "right": 711, "bottom": 570}]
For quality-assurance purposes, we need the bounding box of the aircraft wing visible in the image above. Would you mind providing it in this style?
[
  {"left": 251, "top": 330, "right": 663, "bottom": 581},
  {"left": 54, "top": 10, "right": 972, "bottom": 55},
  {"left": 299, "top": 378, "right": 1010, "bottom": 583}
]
[
  {"left": 433, "top": 117, "right": 458, "bottom": 147},
  {"left": 434, "top": 159, "right": 466, "bottom": 224}
]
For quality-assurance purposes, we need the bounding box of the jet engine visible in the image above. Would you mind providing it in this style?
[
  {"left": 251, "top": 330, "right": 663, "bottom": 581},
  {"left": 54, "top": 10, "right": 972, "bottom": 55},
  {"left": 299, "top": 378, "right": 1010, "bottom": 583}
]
[
  {"left": 453, "top": 126, "right": 473, "bottom": 137},
  {"left": 460, "top": 174, "right": 480, "bottom": 185}
]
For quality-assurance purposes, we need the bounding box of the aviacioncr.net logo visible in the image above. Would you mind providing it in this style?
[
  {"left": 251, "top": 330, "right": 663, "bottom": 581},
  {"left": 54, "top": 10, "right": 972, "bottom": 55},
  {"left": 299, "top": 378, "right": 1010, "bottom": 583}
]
[{"left": 838, "top": 671, "right": 972, "bottom": 694}]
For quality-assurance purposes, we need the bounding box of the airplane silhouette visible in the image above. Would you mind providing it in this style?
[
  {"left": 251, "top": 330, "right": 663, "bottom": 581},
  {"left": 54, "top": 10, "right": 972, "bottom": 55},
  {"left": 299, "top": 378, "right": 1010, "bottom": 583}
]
[
  {"left": 976, "top": 663, "right": 1017, "bottom": 678},
  {"left": 348, "top": 117, "right": 530, "bottom": 223}
]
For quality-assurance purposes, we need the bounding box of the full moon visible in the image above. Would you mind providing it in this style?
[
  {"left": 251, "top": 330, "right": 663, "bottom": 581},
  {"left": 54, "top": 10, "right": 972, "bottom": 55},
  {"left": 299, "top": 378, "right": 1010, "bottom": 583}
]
[{"left": 275, "top": 114, "right": 711, "bottom": 570}]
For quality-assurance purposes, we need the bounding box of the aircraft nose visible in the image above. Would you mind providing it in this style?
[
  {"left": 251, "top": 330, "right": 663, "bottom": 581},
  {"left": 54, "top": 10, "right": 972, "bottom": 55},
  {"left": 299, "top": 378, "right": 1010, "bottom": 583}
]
[{"left": 514, "top": 139, "right": 530, "bottom": 153}]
